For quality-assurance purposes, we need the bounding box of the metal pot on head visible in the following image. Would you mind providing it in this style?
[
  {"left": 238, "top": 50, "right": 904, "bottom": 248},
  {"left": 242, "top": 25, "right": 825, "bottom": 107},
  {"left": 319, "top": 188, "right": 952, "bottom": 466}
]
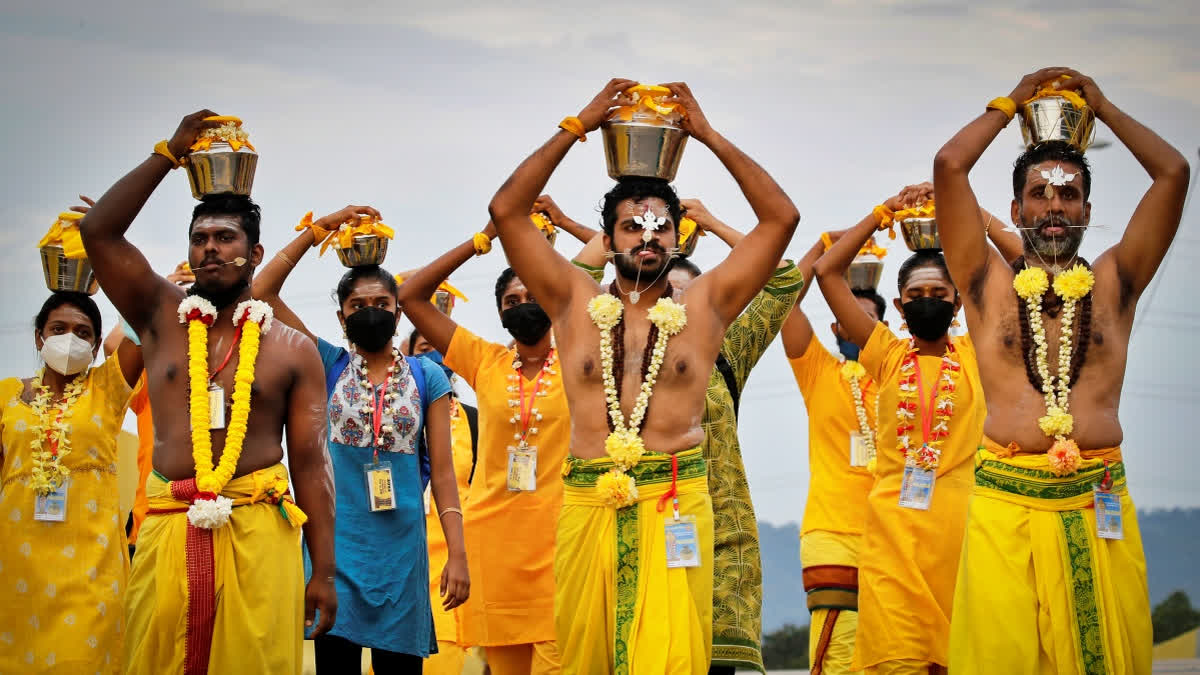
[
  {"left": 900, "top": 217, "right": 941, "bottom": 252},
  {"left": 41, "top": 245, "right": 99, "bottom": 295},
  {"left": 601, "top": 120, "right": 689, "bottom": 182},
  {"left": 846, "top": 255, "right": 884, "bottom": 290},
  {"left": 334, "top": 235, "right": 389, "bottom": 268},
  {"left": 1019, "top": 95, "right": 1096, "bottom": 151},
  {"left": 185, "top": 141, "right": 258, "bottom": 200}
]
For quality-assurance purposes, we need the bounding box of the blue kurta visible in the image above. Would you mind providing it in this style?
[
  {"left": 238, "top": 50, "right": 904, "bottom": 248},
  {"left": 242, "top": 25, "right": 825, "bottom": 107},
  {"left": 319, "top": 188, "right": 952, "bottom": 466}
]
[{"left": 306, "top": 338, "right": 451, "bottom": 656}]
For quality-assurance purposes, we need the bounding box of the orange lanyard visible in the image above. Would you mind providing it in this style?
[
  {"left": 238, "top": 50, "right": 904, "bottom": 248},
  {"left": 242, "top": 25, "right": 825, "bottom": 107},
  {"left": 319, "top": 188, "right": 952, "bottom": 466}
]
[{"left": 516, "top": 367, "right": 547, "bottom": 445}]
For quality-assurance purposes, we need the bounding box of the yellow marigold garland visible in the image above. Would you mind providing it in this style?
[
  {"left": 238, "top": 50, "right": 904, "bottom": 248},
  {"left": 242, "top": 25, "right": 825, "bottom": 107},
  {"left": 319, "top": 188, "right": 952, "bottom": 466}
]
[
  {"left": 895, "top": 341, "right": 961, "bottom": 471},
  {"left": 27, "top": 368, "right": 87, "bottom": 495}
]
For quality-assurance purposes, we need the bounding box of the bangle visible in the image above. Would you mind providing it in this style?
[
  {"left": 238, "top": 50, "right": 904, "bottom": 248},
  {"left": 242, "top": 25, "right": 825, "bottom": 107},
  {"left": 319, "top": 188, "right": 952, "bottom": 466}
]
[
  {"left": 472, "top": 232, "right": 493, "bottom": 256},
  {"left": 986, "top": 96, "right": 1018, "bottom": 123},
  {"left": 820, "top": 232, "right": 834, "bottom": 252},
  {"left": 153, "top": 140, "right": 181, "bottom": 169},
  {"left": 439, "top": 506, "right": 463, "bottom": 518},
  {"left": 872, "top": 204, "right": 894, "bottom": 229},
  {"left": 558, "top": 116, "right": 587, "bottom": 142},
  {"left": 984, "top": 213, "right": 994, "bottom": 235},
  {"left": 276, "top": 252, "right": 297, "bottom": 268}
]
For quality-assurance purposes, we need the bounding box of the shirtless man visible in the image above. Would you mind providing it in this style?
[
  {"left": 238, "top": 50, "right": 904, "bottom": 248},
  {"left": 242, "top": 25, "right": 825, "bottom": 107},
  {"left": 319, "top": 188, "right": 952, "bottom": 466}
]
[
  {"left": 487, "top": 79, "right": 799, "bottom": 674},
  {"left": 933, "top": 68, "right": 1189, "bottom": 674},
  {"left": 80, "top": 111, "right": 336, "bottom": 675}
]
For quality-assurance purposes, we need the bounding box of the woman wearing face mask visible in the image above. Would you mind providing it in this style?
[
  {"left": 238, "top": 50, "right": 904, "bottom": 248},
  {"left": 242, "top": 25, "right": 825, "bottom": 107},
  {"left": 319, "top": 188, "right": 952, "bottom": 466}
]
[
  {"left": 254, "top": 206, "right": 468, "bottom": 674},
  {"left": 397, "top": 220, "right": 567, "bottom": 675},
  {"left": 0, "top": 290, "right": 143, "bottom": 672},
  {"left": 813, "top": 184, "right": 990, "bottom": 675}
]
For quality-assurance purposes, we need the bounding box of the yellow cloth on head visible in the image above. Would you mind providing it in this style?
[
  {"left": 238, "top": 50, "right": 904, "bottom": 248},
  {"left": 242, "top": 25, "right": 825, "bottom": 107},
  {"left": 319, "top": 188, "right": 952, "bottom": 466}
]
[
  {"left": 444, "top": 326, "right": 569, "bottom": 648},
  {"left": 852, "top": 324, "right": 985, "bottom": 670},
  {"left": 790, "top": 336, "right": 877, "bottom": 537},
  {"left": 556, "top": 448, "right": 713, "bottom": 675},
  {"left": 0, "top": 357, "right": 133, "bottom": 674},
  {"left": 426, "top": 398, "right": 476, "bottom": 644},
  {"left": 948, "top": 437, "right": 1152, "bottom": 675},
  {"left": 122, "top": 463, "right": 305, "bottom": 675}
]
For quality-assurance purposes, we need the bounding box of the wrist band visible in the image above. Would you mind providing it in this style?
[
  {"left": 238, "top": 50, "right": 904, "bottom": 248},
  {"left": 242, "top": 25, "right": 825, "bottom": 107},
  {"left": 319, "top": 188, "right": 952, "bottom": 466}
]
[
  {"left": 153, "top": 140, "right": 182, "bottom": 169},
  {"left": 872, "top": 204, "right": 894, "bottom": 229},
  {"left": 439, "top": 507, "right": 463, "bottom": 518},
  {"left": 276, "top": 252, "right": 297, "bottom": 268},
  {"left": 295, "top": 212, "right": 330, "bottom": 247},
  {"left": 472, "top": 232, "right": 493, "bottom": 256},
  {"left": 986, "top": 96, "right": 1018, "bottom": 123},
  {"left": 558, "top": 116, "right": 587, "bottom": 142},
  {"left": 820, "top": 232, "right": 834, "bottom": 252}
]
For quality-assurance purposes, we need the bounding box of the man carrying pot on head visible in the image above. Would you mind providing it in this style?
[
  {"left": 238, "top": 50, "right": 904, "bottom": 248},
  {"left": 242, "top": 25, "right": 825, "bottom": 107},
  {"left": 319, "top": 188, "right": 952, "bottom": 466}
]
[
  {"left": 487, "top": 78, "right": 799, "bottom": 674},
  {"left": 79, "top": 110, "right": 337, "bottom": 675},
  {"left": 934, "top": 67, "right": 1189, "bottom": 674}
]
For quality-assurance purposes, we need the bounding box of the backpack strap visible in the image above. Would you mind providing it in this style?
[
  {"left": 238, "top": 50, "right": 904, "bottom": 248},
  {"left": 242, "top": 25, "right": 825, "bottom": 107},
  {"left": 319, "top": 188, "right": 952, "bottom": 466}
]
[
  {"left": 405, "top": 356, "right": 432, "bottom": 490},
  {"left": 460, "top": 402, "right": 480, "bottom": 484},
  {"left": 715, "top": 352, "right": 741, "bottom": 418},
  {"left": 325, "top": 351, "right": 351, "bottom": 399}
]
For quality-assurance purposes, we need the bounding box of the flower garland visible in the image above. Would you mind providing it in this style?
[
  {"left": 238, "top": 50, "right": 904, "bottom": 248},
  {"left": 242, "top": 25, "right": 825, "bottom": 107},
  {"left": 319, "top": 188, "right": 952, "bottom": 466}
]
[
  {"left": 179, "top": 297, "right": 273, "bottom": 528},
  {"left": 352, "top": 345, "right": 405, "bottom": 441},
  {"left": 506, "top": 349, "right": 556, "bottom": 443},
  {"left": 587, "top": 291, "right": 687, "bottom": 508},
  {"left": 28, "top": 367, "right": 88, "bottom": 495},
  {"left": 840, "top": 360, "right": 876, "bottom": 464},
  {"left": 895, "top": 341, "right": 961, "bottom": 471},
  {"left": 1013, "top": 263, "right": 1095, "bottom": 475}
]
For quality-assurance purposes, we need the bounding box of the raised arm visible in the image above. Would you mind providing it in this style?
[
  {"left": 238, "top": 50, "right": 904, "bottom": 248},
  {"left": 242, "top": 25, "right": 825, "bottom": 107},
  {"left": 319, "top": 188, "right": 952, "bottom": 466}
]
[
  {"left": 985, "top": 207, "right": 1025, "bottom": 262},
  {"left": 535, "top": 194, "right": 599, "bottom": 245},
  {"left": 668, "top": 83, "right": 801, "bottom": 324},
  {"left": 253, "top": 205, "right": 381, "bottom": 345},
  {"left": 934, "top": 68, "right": 1072, "bottom": 304},
  {"left": 681, "top": 198, "right": 743, "bottom": 249},
  {"left": 425, "top": 394, "right": 469, "bottom": 610},
  {"left": 1061, "top": 71, "right": 1191, "bottom": 297},
  {"left": 572, "top": 231, "right": 608, "bottom": 271},
  {"left": 487, "top": 79, "right": 636, "bottom": 318},
  {"left": 396, "top": 221, "right": 496, "bottom": 355},
  {"left": 79, "top": 111, "right": 220, "bottom": 333},
  {"left": 285, "top": 336, "right": 337, "bottom": 637},
  {"left": 815, "top": 210, "right": 892, "bottom": 348},
  {"left": 781, "top": 233, "right": 842, "bottom": 358}
]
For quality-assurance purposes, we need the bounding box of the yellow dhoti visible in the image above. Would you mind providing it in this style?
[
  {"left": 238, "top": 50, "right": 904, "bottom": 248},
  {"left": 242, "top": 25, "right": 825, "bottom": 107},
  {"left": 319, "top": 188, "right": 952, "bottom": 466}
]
[
  {"left": 801, "top": 530, "right": 861, "bottom": 675},
  {"left": 123, "top": 463, "right": 307, "bottom": 675},
  {"left": 555, "top": 448, "right": 713, "bottom": 675},
  {"left": 949, "top": 438, "right": 1152, "bottom": 675}
]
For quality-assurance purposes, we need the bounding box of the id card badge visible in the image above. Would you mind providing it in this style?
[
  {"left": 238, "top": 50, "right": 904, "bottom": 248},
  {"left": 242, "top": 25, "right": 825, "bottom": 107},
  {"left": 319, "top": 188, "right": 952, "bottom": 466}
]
[
  {"left": 849, "top": 432, "right": 869, "bottom": 467},
  {"left": 34, "top": 480, "right": 69, "bottom": 522},
  {"left": 665, "top": 515, "right": 701, "bottom": 568},
  {"left": 364, "top": 461, "right": 395, "bottom": 512},
  {"left": 208, "top": 383, "right": 226, "bottom": 430},
  {"left": 898, "top": 464, "right": 936, "bottom": 510},
  {"left": 1094, "top": 487, "right": 1124, "bottom": 540},
  {"left": 506, "top": 445, "right": 537, "bottom": 492}
]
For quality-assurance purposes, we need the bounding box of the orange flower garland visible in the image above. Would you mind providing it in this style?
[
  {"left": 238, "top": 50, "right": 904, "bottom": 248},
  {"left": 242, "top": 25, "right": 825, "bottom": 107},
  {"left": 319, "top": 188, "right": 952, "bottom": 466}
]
[{"left": 895, "top": 341, "right": 961, "bottom": 470}]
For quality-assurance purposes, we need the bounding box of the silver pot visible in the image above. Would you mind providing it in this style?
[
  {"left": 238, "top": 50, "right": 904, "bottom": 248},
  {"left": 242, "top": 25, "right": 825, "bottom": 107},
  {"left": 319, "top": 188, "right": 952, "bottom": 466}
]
[
  {"left": 846, "top": 256, "right": 884, "bottom": 290},
  {"left": 434, "top": 289, "right": 454, "bottom": 316},
  {"left": 1019, "top": 96, "right": 1096, "bottom": 151},
  {"left": 900, "top": 217, "right": 941, "bottom": 252},
  {"left": 601, "top": 119, "right": 688, "bottom": 182},
  {"left": 334, "top": 235, "right": 389, "bottom": 268},
  {"left": 41, "top": 245, "right": 99, "bottom": 295},
  {"left": 185, "top": 141, "right": 258, "bottom": 200}
]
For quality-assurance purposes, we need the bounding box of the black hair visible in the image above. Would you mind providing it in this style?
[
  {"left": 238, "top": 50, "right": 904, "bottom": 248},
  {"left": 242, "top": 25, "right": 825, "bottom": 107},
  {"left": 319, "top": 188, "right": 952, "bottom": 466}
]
[
  {"left": 600, "top": 177, "right": 684, "bottom": 238},
  {"left": 897, "top": 250, "right": 954, "bottom": 294},
  {"left": 852, "top": 288, "right": 887, "bottom": 320},
  {"left": 494, "top": 267, "right": 519, "bottom": 310},
  {"left": 335, "top": 265, "right": 398, "bottom": 307},
  {"left": 34, "top": 291, "right": 102, "bottom": 339},
  {"left": 1013, "top": 141, "right": 1091, "bottom": 203},
  {"left": 406, "top": 328, "right": 422, "bottom": 354},
  {"left": 189, "top": 194, "right": 262, "bottom": 246},
  {"left": 672, "top": 257, "right": 703, "bottom": 279}
]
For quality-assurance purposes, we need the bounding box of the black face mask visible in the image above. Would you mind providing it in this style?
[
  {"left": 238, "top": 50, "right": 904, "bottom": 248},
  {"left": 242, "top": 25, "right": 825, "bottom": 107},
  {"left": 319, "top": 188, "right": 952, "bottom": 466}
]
[
  {"left": 902, "top": 297, "right": 956, "bottom": 342},
  {"left": 344, "top": 307, "right": 397, "bottom": 352},
  {"left": 501, "top": 303, "right": 551, "bottom": 346}
]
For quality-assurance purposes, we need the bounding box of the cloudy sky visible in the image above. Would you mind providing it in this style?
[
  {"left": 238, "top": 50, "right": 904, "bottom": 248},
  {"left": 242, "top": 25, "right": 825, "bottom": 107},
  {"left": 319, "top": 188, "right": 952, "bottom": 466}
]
[{"left": 2, "top": 0, "right": 1197, "bottom": 524}]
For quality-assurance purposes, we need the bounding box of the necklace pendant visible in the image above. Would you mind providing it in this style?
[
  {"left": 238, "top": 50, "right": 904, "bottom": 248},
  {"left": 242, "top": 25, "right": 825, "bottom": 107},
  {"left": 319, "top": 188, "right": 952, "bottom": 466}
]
[{"left": 630, "top": 290, "right": 640, "bottom": 303}]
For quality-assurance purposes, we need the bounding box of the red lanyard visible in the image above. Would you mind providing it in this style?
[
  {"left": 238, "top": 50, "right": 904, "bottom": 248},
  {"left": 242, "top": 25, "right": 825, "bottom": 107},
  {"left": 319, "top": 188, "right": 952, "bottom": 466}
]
[
  {"left": 909, "top": 349, "right": 951, "bottom": 446},
  {"left": 516, "top": 367, "right": 547, "bottom": 445},
  {"left": 208, "top": 324, "right": 243, "bottom": 382},
  {"left": 656, "top": 454, "right": 681, "bottom": 520}
]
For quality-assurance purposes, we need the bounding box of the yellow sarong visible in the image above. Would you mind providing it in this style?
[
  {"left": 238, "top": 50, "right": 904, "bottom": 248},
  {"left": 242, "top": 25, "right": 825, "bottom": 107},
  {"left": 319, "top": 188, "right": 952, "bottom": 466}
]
[
  {"left": 948, "top": 437, "right": 1152, "bottom": 674},
  {"left": 801, "top": 530, "right": 861, "bottom": 675},
  {"left": 123, "top": 463, "right": 306, "bottom": 675},
  {"left": 555, "top": 448, "right": 713, "bottom": 675}
]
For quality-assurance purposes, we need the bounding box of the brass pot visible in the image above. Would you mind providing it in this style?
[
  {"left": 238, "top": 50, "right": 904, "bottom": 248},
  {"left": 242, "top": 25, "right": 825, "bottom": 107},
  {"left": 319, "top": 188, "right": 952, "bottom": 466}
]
[
  {"left": 601, "top": 119, "right": 689, "bottom": 182},
  {"left": 185, "top": 141, "right": 258, "bottom": 199},
  {"left": 900, "top": 217, "right": 941, "bottom": 252},
  {"left": 334, "top": 235, "right": 389, "bottom": 268},
  {"left": 41, "top": 245, "right": 99, "bottom": 295},
  {"left": 1019, "top": 96, "right": 1096, "bottom": 151},
  {"left": 846, "top": 256, "right": 884, "bottom": 290}
]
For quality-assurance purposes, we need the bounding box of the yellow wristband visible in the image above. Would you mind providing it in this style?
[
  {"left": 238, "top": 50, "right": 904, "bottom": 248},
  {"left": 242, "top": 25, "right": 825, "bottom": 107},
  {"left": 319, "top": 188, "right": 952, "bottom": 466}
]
[
  {"left": 820, "top": 232, "right": 834, "bottom": 252},
  {"left": 986, "top": 96, "right": 1018, "bottom": 122},
  {"left": 294, "top": 211, "right": 331, "bottom": 247},
  {"left": 558, "top": 116, "right": 587, "bottom": 142},
  {"left": 872, "top": 204, "right": 894, "bottom": 229},
  {"left": 472, "top": 232, "right": 493, "bottom": 256},
  {"left": 153, "top": 140, "right": 181, "bottom": 169}
]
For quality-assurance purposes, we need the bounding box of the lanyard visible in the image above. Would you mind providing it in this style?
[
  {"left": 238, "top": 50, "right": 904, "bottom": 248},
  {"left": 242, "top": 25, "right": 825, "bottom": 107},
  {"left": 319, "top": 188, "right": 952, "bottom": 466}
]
[
  {"left": 516, "top": 364, "right": 548, "bottom": 445},
  {"left": 910, "top": 350, "right": 950, "bottom": 447},
  {"left": 656, "top": 454, "right": 681, "bottom": 520},
  {"left": 208, "top": 324, "right": 243, "bottom": 382}
]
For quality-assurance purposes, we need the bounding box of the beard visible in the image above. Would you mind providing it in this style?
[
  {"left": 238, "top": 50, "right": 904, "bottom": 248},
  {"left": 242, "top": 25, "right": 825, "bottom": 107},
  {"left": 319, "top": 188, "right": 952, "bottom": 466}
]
[
  {"left": 1020, "top": 213, "right": 1085, "bottom": 263},
  {"left": 188, "top": 276, "right": 251, "bottom": 310},
  {"left": 611, "top": 241, "right": 674, "bottom": 282}
]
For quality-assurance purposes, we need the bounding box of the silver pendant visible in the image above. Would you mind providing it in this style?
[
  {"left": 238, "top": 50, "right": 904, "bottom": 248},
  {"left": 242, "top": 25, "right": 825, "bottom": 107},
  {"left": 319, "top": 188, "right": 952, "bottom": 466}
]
[{"left": 630, "top": 291, "right": 640, "bottom": 303}]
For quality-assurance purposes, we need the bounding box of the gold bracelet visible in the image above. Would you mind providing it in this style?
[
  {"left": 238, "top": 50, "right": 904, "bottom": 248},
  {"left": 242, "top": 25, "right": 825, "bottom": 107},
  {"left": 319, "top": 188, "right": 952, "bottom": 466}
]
[
  {"left": 984, "top": 213, "right": 993, "bottom": 236},
  {"left": 558, "top": 116, "right": 587, "bottom": 142},
  {"left": 986, "top": 96, "right": 1018, "bottom": 123},
  {"left": 277, "top": 252, "right": 297, "bottom": 268},
  {"left": 439, "top": 506, "right": 463, "bottom": 518},
  {"left": 472, "top": 232, "right": 493, "bottom": 256},
  {"left": 153, "top": 140, "right": 181, "bottom": 169}
]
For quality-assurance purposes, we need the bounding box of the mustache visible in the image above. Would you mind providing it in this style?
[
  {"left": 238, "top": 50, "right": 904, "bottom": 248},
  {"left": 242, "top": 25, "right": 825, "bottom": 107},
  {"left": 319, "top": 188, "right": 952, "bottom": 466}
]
[{"left": 1026, "top": 214, "right": 1085, "bottom": 232}]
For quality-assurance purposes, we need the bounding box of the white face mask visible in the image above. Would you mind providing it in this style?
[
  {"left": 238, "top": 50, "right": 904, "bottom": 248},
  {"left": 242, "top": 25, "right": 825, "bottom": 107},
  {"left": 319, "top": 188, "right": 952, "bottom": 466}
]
[{"left": 40, "top": 333, "right": 94, "bottom": 376}]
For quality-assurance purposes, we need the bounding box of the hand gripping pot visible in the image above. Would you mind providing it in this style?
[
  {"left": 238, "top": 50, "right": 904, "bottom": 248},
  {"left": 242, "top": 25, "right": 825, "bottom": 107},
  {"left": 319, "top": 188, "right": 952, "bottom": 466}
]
[
  {"left": 601, "top": 84, "right": 689, "bottom": 182},
  {"left": 185, "top": 116, "right": 258, "bottom": 199},
  {"left": 530, "top": 212, "right": 558, "bottom": 247}
]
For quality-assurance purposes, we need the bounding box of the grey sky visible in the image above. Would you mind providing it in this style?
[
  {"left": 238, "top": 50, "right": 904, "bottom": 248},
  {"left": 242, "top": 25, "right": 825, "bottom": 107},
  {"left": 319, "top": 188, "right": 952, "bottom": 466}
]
[{"left": 2, "top": 0, "right": 1197, "bottom": 524}]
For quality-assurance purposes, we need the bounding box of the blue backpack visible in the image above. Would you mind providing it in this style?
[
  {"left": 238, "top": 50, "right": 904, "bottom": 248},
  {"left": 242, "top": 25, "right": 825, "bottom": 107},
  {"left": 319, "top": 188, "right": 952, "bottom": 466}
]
[{"left": 325, "top": 351, "right": 432, "bottom": 490}]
